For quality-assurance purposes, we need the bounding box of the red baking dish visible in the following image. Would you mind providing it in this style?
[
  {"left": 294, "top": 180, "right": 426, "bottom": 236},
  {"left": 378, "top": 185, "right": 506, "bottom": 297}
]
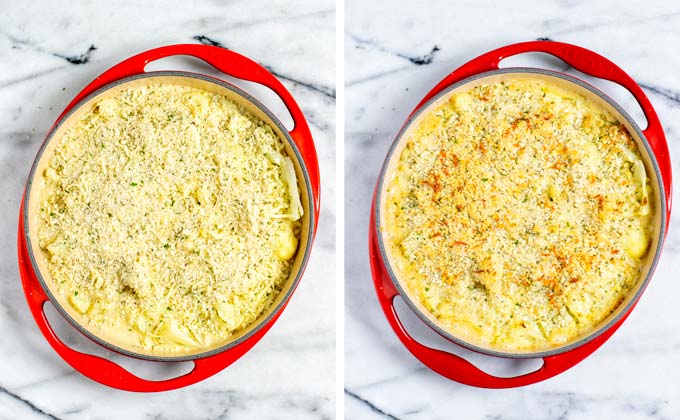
[
  {"left": 369, "top": 41, "right": 672, "bottom": 388},
  {"left": 18, "top": 44, "right": 320, "bottom": 392}
]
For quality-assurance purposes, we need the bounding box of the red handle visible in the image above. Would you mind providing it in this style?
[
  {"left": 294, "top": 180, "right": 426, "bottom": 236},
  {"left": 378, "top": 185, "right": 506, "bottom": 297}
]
[
  {"left": 421, "top": 41, "right": 671, "bottom": 221},
  {"left": 369, "top": 200, "right": 631, "bottom": 388},
  {"left": 63, "top": 44, "right": 320, "bottom": 224}
]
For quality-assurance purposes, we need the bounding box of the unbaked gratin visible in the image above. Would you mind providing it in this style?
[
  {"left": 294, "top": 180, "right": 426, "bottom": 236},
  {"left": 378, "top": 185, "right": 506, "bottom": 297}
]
[
  {"left": 35, "top": 84, "right": 303, "bottom": 355},
  {"left": 383, "top": 78, "right": 653, "bottom": 352}
]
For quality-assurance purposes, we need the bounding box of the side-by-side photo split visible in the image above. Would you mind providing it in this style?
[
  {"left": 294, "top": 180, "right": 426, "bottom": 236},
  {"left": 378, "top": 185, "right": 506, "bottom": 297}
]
[
  {"left": 1, "top": 0, "right": 680, "bottom": 419},
  {"left": 345, "top": 0, "right": 678, "bottom": 419},
  {"left": 1, "top": 0, "right": 334, "bottom": 418}
]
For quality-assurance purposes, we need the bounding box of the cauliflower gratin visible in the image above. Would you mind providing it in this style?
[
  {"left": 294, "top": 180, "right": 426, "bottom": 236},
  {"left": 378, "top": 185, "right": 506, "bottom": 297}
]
[
  {"left": 383, "top": 78, "right": 653, "bottom": 352},
  {"left": 36, "top": 84, "right": 304, "bottom": 355}
]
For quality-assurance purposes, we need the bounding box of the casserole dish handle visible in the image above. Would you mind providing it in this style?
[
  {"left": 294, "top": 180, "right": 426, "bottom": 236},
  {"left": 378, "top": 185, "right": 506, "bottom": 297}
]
[
  {"left": 423, "top": 40, "right": 671, "bottom": 220},
  {"left": 369, "top": 204, "right": 629, "bottom": 388},
  {"left": 18, "top": 208, "right": 285, "bottom": 392},
  {"left": 65, "top": 44, "right": 320, "bottom": 225}
]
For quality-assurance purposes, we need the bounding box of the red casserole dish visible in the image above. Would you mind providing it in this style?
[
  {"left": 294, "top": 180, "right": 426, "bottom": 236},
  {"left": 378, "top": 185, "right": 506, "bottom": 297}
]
[
  {"left": 18, "top": 44, "right": 320, "bottom": 392},
  {"left": 369, "top": 40, "right": 672, "bottom": 388}
]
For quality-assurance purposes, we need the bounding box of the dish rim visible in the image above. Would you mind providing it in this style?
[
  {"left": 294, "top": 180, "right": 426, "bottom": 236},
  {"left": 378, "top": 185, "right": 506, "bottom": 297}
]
[
  {"left": 23, "top": 70, "right": 316, "bottom": 362},
  {"left": 374, "top": 67, "right": 667, "bottom": 359}
]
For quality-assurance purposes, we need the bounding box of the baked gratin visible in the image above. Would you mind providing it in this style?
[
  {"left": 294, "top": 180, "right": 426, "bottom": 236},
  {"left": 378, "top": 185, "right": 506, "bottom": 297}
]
[
  {"left": 383, "top": 79, "right": 653, "bottom": 352},
  {"left": 36, "top": 84, "right": 303, "bottom": 355}
]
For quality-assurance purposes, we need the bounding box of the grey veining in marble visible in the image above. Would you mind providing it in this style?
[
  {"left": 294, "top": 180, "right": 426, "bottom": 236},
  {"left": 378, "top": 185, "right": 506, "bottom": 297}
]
[
  {"left": 345, "top": 1, "right": 680, "bottom": 419},
  {"left": 0, "top": 1, "right": 335, "bottom": 419}
]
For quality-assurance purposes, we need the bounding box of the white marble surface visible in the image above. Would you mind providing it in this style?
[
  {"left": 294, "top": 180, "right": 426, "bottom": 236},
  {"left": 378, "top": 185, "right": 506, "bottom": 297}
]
[
  {"left": 345, "top": 1, "right": 680, "bottom": 418},
  {"left": 0, "top": 1, "right": 335, "bottom": 419}
]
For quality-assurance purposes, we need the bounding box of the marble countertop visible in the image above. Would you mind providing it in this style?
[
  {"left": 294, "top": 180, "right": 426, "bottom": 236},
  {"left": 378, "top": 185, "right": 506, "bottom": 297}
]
[
  {"left": 345, "top": 1, "right": 680, "bottom": 419},
  {"left": 0, "top": 1, "right": 335, "bottom": 419}
]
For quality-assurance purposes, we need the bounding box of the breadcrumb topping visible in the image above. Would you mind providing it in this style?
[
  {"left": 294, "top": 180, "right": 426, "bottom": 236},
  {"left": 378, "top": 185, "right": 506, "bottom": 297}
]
[
  {"left": 384, "top": 79, "right": 652, "bottom": 352},
  {"left": 37, "top": 84, "right": 302, "bottom": 355}
]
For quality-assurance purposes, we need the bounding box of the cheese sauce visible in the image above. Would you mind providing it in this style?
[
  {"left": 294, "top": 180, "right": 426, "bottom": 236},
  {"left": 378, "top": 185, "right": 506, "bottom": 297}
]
[
  {"left": 36, "top": 84, "right": 303, "bottom": 355},
  {"left": 384, "top": 79, "right": 653, "bottom": 352}
]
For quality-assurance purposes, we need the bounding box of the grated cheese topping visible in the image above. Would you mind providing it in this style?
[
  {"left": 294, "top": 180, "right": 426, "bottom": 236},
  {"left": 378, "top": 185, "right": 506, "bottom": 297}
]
[
  {"left": 384, "top": 79, "right": 653, "bottom": 352},
  {"left": 36, "top": 84, "right": 303, "bottom": 355}
]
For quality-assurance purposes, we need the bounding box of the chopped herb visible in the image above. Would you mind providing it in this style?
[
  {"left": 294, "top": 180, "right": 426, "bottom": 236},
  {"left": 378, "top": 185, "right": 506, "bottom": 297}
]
[
  {"left": 163, "top": 243, "right": 170, "bottom": 249},
  {"left": 74, "top": 291, "right": 78, "bottom": 296},
  {"left": 130, "top": 182, "right": 138, "bottom": 186},
  {"left": 481, "top": 178, "right": 489, "bottom": 182},
  {"left": 49, "top": 212, "right": 56, "bottom": 217}
]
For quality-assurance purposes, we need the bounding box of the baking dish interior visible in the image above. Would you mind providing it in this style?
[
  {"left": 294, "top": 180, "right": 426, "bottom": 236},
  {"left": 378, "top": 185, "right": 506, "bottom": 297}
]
[
  {"left": 376, "top": 69, "right": 666, "bottom": 358},
  {"left": 24, "top": 72, "right": 314, "bottom": 361}
]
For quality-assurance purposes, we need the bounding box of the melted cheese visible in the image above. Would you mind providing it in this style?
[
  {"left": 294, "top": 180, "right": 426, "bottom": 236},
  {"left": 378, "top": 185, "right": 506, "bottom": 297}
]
[
  {"left": 384, "top": 79, "right": 653, "bottom": 352},
  {"left": 36, "top": 84, "right": 303, "bottom": 355}
]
